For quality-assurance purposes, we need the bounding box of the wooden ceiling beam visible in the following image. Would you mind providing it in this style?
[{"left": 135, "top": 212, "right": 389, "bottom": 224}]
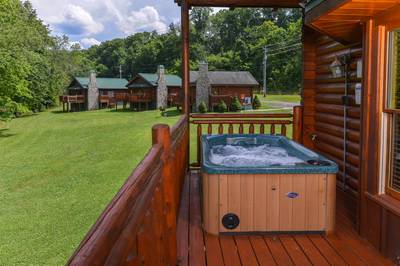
[{"left": 174, "top": 0, "right": 303, "bottom": 8}]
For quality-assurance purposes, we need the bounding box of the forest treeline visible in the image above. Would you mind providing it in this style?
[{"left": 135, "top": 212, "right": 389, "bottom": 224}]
[{"left": 0, "top": 0, "right": 301, "bottom": 120}]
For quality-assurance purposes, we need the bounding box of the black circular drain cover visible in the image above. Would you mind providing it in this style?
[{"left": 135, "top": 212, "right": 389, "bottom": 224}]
[
  {"left": 307, "top": 159, "right": 331, "bottom": 166},
  {"left": 222, "top": 213, "right": 240, "bottom": 230}
]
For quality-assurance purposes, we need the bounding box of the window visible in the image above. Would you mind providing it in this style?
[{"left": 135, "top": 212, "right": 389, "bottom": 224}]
[
  {"left": 387, "top": 30, "right": 400, "bottom": 109},
  {"left": 385, "top": 29, "right": 400, "bottom": 200}
]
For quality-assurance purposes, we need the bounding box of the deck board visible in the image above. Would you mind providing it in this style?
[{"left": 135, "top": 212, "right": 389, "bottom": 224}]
[
  {"left": 177, "top": 173, "right": 190, "bottom": 266},
  {"left": 205, "top": 234, "right": 224, "bottom": 266},
  {"left": 279, "top": 235, "right": 311, "bottom": 266},
  {"left": 177, "top": 171, "right": 394, "bottom": 265},
  {"left": 220, "top": 235, "right": 242, "bottom": 266},
  {"left": 248, "top": 236, "right": 276, "bottom": 266},
  {"left": 189, "top": 172, "right": 206, "bottom": 266},
  {"left": 234, "top": 236, "right": 259, "bottom": 266},
  {"left": 308, "top": 235, "right": 347, "bottom": 266},
  {"left": 264, "top": 237, "right": 294, "bottom": 265}
]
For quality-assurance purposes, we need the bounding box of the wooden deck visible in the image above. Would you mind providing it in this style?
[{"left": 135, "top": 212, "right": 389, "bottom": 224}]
[{"left": 177, "top": 171, "right": 394, "bottom": 266}]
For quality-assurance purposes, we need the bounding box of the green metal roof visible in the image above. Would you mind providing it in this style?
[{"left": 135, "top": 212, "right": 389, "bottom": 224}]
[
  {"left": 138, "top": 73, "right": 182, "bottom": 87},
  {"left": 74, "top": 77, "right": 128, "bottom": 90}
]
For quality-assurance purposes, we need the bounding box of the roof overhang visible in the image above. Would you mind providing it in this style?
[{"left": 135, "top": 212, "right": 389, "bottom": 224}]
[
  {"left": 306, "top": 0, "right": 400, "bottom": 44},
  {"left": 175, "top": 0, "right": 304, "bottom": 8}
]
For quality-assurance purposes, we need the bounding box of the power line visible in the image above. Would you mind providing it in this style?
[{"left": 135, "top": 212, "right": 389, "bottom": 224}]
[
  {"left": 268, "top": 46, "right": 301, "bottom": 56},
  {"left": 264, "top": 38, "right": 301, "bottom": 49},
  {"left": 268, "top": 43, "right": 301, "bottom": 54}
]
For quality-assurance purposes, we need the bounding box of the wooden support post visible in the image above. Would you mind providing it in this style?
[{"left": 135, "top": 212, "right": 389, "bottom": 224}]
[
  {"left": 181, "top": 0, "right": 190, "bottom": 116},
  {"left": 292, "top": 105, "right": 303, "bottom": 143},
  {"left": 152, "top": 124, "right": 177, "bottom": 265},
  {"left": 181, "top": 0, "right": 191, "bottom": 169}
]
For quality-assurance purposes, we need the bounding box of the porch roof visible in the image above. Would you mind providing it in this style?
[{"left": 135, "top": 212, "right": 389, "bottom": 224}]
[
  {"left": 305, "top": 0, "right": 400, "bottom": 43},
  {"left": 174, "top": 0, "right": 303, "bottom": 8}
]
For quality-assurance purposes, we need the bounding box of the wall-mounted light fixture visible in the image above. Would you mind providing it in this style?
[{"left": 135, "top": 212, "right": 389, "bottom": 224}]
[
  {"left": 330, "top": 54, "right": 351, "bottom": 78},
  {"left": 330, "top": 56, "right": 344, "bottom": 78}
]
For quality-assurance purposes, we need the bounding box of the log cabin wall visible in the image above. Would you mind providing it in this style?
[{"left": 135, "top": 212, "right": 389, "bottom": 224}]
[
  {"left": 360, "top": 17, "right": 400, "bottom": 263},
  {"left": 305, "top": 2, "right": 400, "bottom": 262},
  {"left": 302, "top": 26, "right": 317, "bottom": 149},
  {"left": 210, "top": 86, "right": 253, "bottom": 99},
  {"left": 302, "top": 26, "right": 362, "bottom": 227}
]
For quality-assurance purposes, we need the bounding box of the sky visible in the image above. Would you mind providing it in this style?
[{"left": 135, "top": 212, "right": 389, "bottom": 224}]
[{"left": 30, "top": 0, "right": 184, "bottom": 48}]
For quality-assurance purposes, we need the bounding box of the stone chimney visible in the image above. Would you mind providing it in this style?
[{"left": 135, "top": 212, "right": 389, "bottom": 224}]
[
  {"left": 87, "top": 70, "right": 99, "bottom": 110},
  {"left": 196, "top": 62, "right": 211, "bottom": 111},
  {"left": 156, "top": 65, "right": 168, "bottom": 109}
]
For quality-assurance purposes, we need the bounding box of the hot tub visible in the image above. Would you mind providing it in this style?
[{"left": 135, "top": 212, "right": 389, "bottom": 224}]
[{"left": 201, "top": 134, "right": 338, "bottom": 235}]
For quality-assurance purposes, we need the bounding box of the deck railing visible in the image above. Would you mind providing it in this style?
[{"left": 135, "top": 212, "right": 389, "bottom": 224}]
[
  {"left": 60, "top": 95, "right": 86, "bottom": 112},
  {"left": 67, "top": 107, "right": 303, "bottom": 265},
  {"left": 68, "top": 116, "right": 189, "bottom": 266},
  {"left": 59, "top": 95, "right": 85, "bottom": 103},
  {"left": 190, "top": 106, "right": 303, "bottom": 166}
]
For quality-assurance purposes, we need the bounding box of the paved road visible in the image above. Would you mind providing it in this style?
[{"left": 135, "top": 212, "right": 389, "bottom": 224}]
[{"left": 262, "top": 100, "right": 299, "bottom": 108}]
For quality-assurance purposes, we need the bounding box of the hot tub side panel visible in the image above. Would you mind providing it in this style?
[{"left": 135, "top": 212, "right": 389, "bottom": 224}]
[{"left": 202, "top": 173, "right": 336, "bottom": 235}]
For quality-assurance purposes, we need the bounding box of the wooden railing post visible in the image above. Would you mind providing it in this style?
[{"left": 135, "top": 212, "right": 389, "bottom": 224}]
[
  {"left": 152, "top": 124, "right": 177, "bottom": 266},
  {"left": 293, "top": 106, "right": 303, "bottom": 143}
]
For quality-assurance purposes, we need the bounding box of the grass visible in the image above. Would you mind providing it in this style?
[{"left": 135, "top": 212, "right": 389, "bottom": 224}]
[
  {"left": 253, "top": 94, "right": 300, "bottom": 110},
  {"left": 0, "top": 108, "right": 180, "bottom": 265},
  {"left": 255, "top": 94, "right": 301, "bottom": 103},
  {"left": 0, "top": 96, "right": 295, "bottom": 264}
]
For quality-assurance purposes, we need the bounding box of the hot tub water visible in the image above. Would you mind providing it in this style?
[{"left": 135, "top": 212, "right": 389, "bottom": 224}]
[{"left": 210, "top": 144, "right": 305, "bottom": 167}]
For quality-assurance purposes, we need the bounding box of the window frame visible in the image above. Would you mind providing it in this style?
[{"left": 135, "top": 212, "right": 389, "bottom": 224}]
[{"left": 384, "top": 29, "right": 400, "bottom": 201}]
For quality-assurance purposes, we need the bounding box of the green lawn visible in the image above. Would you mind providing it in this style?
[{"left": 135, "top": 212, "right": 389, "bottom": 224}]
[
  {"left": 256, "top": 94, "right": 301, "bottom": 103},
  {"left": 0, "top": 108, "right": 180, "bottom": 265},
  {"left": 253, "top": 94, "right": 300, "bottom": 110},
  {"left": 0, "top": 99, "right": 295, "bottom": 265}
]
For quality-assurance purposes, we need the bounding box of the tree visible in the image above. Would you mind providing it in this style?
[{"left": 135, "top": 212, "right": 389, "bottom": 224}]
[
  {"left": 253, "top": 95, "right": 262, "bottom": 109},
  {"left": 217, "top": 100, "right": 228, "bottom": 113},
  {"left": 198, "top": 101, "right": 207, "bottom": 113},
  {"left": 231, "top": 97, "right": 242, "bottom": 112},
  {"left": 0, "top": 4, "right": 302, "bottom": 120}
]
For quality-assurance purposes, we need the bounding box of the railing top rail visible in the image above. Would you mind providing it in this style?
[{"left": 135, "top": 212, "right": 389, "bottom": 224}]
[
  {"left": 190, "top": 113, "right": 293, "bottom": 119},
  {"left": 191, "top": 119, "right": 292, "bottom": 125},
  {"left": 61, "top": 95, "right": 84, "bottom": 98},
  {"left": 171, "top": 115, "right": 188, "bottom": 140}
]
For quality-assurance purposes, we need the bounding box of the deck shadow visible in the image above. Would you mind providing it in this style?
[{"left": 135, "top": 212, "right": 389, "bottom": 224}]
[
  {"left": 164, "top": 109, "right": 182, "bottom": 117},
  {"left": 0, "top": 128, "right": 15, "bottom": 138}
]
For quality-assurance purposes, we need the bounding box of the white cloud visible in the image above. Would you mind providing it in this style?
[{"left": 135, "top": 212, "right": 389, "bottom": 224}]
[
  {"left": 80, "top": 37, "right": 101, "bottom": 47},
  {"left": 30, "top": 0, "right": 180, "bottom": 42},
  {"left": 120, "top": 6, "right": 168, "bottom": 34},
  {"left": 54, "top": 4, "right": 104, "bottom": 36}
]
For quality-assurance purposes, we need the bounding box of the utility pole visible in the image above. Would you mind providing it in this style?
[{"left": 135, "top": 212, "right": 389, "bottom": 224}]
[
  {"left": 263, "top": 46, "right": 268, "bottom": 97},
  {"left": 119, "top": 65, "right": 122, "bottom": 79}
]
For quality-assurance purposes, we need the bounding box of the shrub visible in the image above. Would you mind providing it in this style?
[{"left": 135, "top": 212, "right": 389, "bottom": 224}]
[
  {"left": 217, "top": 100, "right": 227, "bottom": 113},
  {"left": 159, "top": 106, "right": 167, "bottom": 116},
  {"left": 253, "top": 95, "right": 262, "bottom": 109},
  {"left": 198, "top": 101, "right": 207, "bottom": 113},
  {"left": 231, "top": 96, "right": 242, "bottom": 112}
]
